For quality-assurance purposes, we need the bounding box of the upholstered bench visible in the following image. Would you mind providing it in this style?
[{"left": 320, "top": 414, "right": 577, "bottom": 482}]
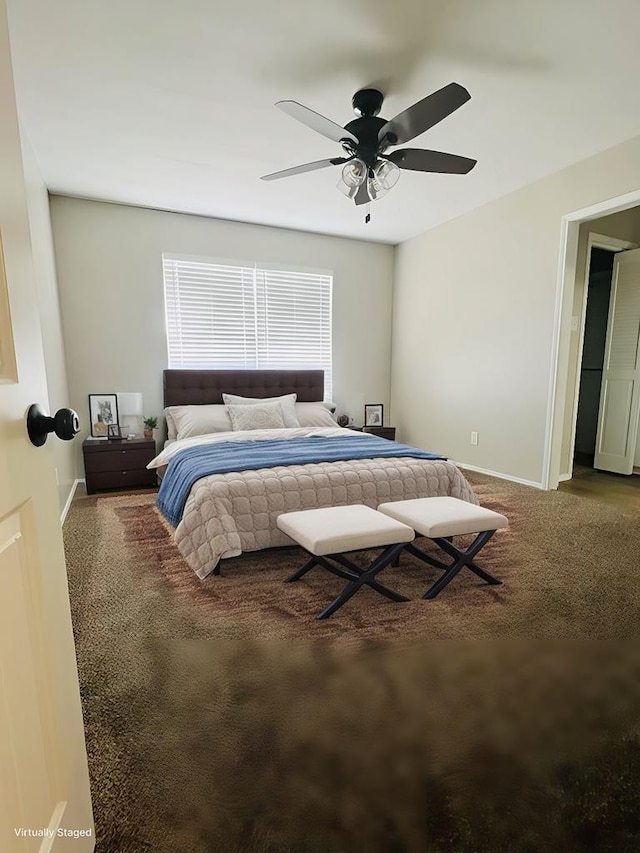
[
  {"left": 277, "top": 504, "right": 415, "bottom": 620},
  {"left": 377, "top": 496, "right": 508, "bottom": 599}
]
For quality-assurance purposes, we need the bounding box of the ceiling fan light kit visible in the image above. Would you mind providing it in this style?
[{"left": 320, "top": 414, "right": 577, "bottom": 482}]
[
  {"left": 336, "top": 156, "right": 400, "bottom": 202},
  {"left": 368, "top": 159, "right": 400, "bottom": 200},
  {"left": 341, "top": 159, "right": 366, "bottom": 186},
  {"left": 261, "top": 82, "right": 477, "bottom": 222}
]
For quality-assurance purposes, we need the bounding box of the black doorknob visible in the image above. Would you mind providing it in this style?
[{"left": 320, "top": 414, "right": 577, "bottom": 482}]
[{"left": 27, "top": 404, "right": 80, "bottom": 447}]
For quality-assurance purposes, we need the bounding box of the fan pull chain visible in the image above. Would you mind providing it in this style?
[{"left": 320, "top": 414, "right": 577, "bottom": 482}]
[{"left": 365, "top": 202, "right": 371, "bottom": 224}]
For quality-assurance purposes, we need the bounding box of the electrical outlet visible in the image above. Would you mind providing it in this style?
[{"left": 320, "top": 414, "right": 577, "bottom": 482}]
[{"left": 471, "top": 431, "right": 478, "bottom": 446}]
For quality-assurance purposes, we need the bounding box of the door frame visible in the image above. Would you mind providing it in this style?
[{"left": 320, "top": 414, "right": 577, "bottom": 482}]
[
  {"left": 544, "top": 189, "right": 640, "bottom": 490},
  {"left": 562, "top": 232, "right": 637, "bottom": 481}
]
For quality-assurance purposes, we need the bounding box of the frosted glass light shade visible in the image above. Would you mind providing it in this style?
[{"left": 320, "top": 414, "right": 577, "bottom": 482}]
[
  {"left": 368, "top": 160, "right": 400, "bottom": 200},
  {"left": 341, "top": 159, "right": 366, "bottom": 188},
  {"left": 116, "top": 392, "right": 143, "bottom": 416},
  {"left": 337, "top": 159, "right": 367, "bottom": 198},
  {"left": 337, "top": 180, "right": 360, "bottom": 199}
]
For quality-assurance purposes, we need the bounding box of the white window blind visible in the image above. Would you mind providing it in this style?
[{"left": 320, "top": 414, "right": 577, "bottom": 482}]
[{"left": 163, "top": 255, "right": 333, "bottom": 399}]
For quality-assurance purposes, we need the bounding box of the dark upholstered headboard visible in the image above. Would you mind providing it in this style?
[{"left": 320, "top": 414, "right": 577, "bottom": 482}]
[{"left": 163, "top": 369, "right": 325, "bottom": 408}]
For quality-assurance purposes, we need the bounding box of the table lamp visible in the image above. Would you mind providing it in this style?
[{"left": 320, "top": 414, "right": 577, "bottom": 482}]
[{"left": 116, "top": 392, "right": 143, "bottom": 439}]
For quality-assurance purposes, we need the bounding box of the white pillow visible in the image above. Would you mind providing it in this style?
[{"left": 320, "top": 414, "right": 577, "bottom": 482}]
[
  {"left": 226, "top": 401, "right": 286, "bottom": 431},
  {"left": 295, "top": 402, "right": 338, "bottom": 428},
  {"left": 164, "top": 407, "right": 179, "bottom": 440},
  {"left": 222, "top": 392, "right": 300, "bottom": 428},
  {"left": 166, "top": 404, "right": 232, "bottom": 440}
]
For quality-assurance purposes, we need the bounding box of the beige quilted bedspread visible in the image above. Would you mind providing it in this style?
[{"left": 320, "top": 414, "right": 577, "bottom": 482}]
[{"left": 172, "top": 457, "right": 478, "bottom": 579}]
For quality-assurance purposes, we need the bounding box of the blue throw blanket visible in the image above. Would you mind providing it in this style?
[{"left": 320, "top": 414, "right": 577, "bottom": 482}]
[{"left": 157, "top": 434, "right": 445, "bottom": 527}]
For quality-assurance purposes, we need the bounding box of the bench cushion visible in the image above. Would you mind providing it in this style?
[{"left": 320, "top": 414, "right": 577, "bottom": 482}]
[
  {"left": 277, "top": 504, "right": 415, "bottom": 557},
  {"left": 377, "top": 496, "right": 508, "bottom": 538}
]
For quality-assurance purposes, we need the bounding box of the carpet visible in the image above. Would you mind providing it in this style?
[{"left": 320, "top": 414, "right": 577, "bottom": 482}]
[{"left": 63, "top": 473, "right": 640, "bottom": 851}]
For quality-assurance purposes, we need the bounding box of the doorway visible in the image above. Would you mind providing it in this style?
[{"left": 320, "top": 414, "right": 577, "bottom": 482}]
[
  {"left": 573, "top": 247, "right": 615, "bottom": 469},
  {"left": 561, "top": 243, "right": 640, "bottom": 503},
  {"left": 568, "top": 239, "right": 640, "bottom": 480},
  {"left": 547, "top": 204, "right": 640, "bottom": 490}
]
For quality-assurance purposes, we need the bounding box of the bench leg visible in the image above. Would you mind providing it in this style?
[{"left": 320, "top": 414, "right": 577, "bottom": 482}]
[
  {"left": 284, "top": 555, "right": 320, "bottom": 583},
  {"left": 285, "top": 543, "right": 409, "bottom": 619},
  {"left": 329, "top": 553, "right": 407, "bottom": 602},
  {"left": 407, "top": 530, "right": 502, "bottom": 599},
  {"left": 315, "top": 542, "right": 409, "bottom": 620}
]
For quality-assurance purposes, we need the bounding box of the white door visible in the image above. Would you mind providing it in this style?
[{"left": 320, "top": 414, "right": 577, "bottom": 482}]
[
  {"left": 0, "top": 2, "right": 94, "bottom": 850},
  {"left": 594, "top": 247, "right": 640, "bottom": 474}
]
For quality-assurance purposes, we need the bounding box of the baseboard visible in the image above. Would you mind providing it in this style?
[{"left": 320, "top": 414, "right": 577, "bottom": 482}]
[
  {"left": 60, "top": 479, "right": 83, "bottom": 525},
  {"left": 456, "top": 463, "right": 544, "bottom": 490}
]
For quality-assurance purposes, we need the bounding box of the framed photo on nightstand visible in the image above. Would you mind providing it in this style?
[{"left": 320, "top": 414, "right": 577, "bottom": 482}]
[
  {"left": 364, "top": 403, "right": 383, "bottom": 427},
  {"left": 89, "top": 393, "right": 119, "bottom": 438},
  {"left": 107, "top": 423, "right": 122, "bottom": 440}
]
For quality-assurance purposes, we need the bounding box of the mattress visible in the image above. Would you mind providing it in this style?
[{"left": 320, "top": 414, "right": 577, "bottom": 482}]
[{"left": 148, "top": 428, "right": 478, "bottom": 579}]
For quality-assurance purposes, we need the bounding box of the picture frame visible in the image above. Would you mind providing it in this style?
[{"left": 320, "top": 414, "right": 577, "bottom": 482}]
[
  {"left": 88, "top": 393, "right": 119, "bottom": 439},
  {"left": 107, "top": 423, "right": 122, "bottom": 441},
  {"left": 364, "top": 403, "right": 383, "bottom": 428}
]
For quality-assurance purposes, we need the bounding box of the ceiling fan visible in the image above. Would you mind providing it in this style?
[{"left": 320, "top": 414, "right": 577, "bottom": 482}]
[{"left": 261, "top": 82, "right": 477, "bottom": 213}]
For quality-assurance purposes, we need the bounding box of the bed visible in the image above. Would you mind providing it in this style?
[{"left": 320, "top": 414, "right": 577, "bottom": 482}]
[{"left": 151, "top": 369, "right": 478, "bottom": 579}]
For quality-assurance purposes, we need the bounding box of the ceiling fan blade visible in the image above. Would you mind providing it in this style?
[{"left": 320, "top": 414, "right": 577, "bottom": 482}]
[
  {"left": 354, "top": 181, "right": 370, "bottom": 206},
  {"left": 378, "top": 82, "right": 470, "bottom": 145},
  {"left": 387, "top": 148, "right": 477, "bottom": 174},
  {"left": 276, "top": 100, "right": 358, "bottom": 144},
  {"left": 261, "top": 157, "right": 350, "bottom": 181}
]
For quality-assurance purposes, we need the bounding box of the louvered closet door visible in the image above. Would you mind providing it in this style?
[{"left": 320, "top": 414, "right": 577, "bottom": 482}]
[{"left": 594, "top": 248, "right": 640, "bottom": 474}]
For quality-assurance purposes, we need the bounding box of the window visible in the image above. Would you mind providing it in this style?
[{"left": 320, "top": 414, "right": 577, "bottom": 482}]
[{"left": 163, "top": 255, "right": 333, "bottom": 399}]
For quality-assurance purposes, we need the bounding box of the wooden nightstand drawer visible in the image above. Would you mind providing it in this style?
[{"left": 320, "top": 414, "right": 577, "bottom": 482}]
[
  {"left": 85, "top": 469, "right": 157, "bottom": 493},
  {"left": 84, "top": 447, "right": 155, "bottom": 474},
  {"left": 83, "top": 438, "right": 157, "bottom": 494},
  {"left": 362, "top": 426, "right": 396, "bottom": 440}
]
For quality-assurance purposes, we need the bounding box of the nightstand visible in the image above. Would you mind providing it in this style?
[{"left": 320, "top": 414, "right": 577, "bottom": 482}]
[
  {"left": 83, "top": 438, "right": 157, "bottom": 494},
  {"left": 357, "top": 426, "right": 396, "bottom": 441}
]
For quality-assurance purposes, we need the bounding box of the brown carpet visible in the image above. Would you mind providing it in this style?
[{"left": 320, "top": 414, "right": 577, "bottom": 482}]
[{"left": 63, "top": 473, "right": 640, "bottom": 852}]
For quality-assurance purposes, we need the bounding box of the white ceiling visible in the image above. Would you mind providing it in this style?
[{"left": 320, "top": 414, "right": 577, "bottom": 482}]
[{"left": 7, "top": 0, "right": 640, "bottom": 244}]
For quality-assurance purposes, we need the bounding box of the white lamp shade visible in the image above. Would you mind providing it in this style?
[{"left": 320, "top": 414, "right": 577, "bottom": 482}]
[{"left": 116, "top": 392, "right": 143, "bottom": 417}]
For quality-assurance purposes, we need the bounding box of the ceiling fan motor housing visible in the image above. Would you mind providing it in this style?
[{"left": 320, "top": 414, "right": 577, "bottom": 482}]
[
  {"left": 343, "top": 89, "right": 400, "bottom": 168},
  {"left": 344, "top": 116, "right": 389, "bottom": 168},
  {"left": 352, "top": 88, "right": 384, "bottom": 117}
]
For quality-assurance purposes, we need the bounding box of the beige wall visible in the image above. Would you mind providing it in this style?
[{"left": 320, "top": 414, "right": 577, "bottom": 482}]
[
  {"left": 20, "top": 137, "right": 76, "bottom": 513},
  {"left": 391, "top": 133, "right": 640, "bottom": 486},
  {"left": 50, "top": 197, "right": 395, "bottom": 473}
]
